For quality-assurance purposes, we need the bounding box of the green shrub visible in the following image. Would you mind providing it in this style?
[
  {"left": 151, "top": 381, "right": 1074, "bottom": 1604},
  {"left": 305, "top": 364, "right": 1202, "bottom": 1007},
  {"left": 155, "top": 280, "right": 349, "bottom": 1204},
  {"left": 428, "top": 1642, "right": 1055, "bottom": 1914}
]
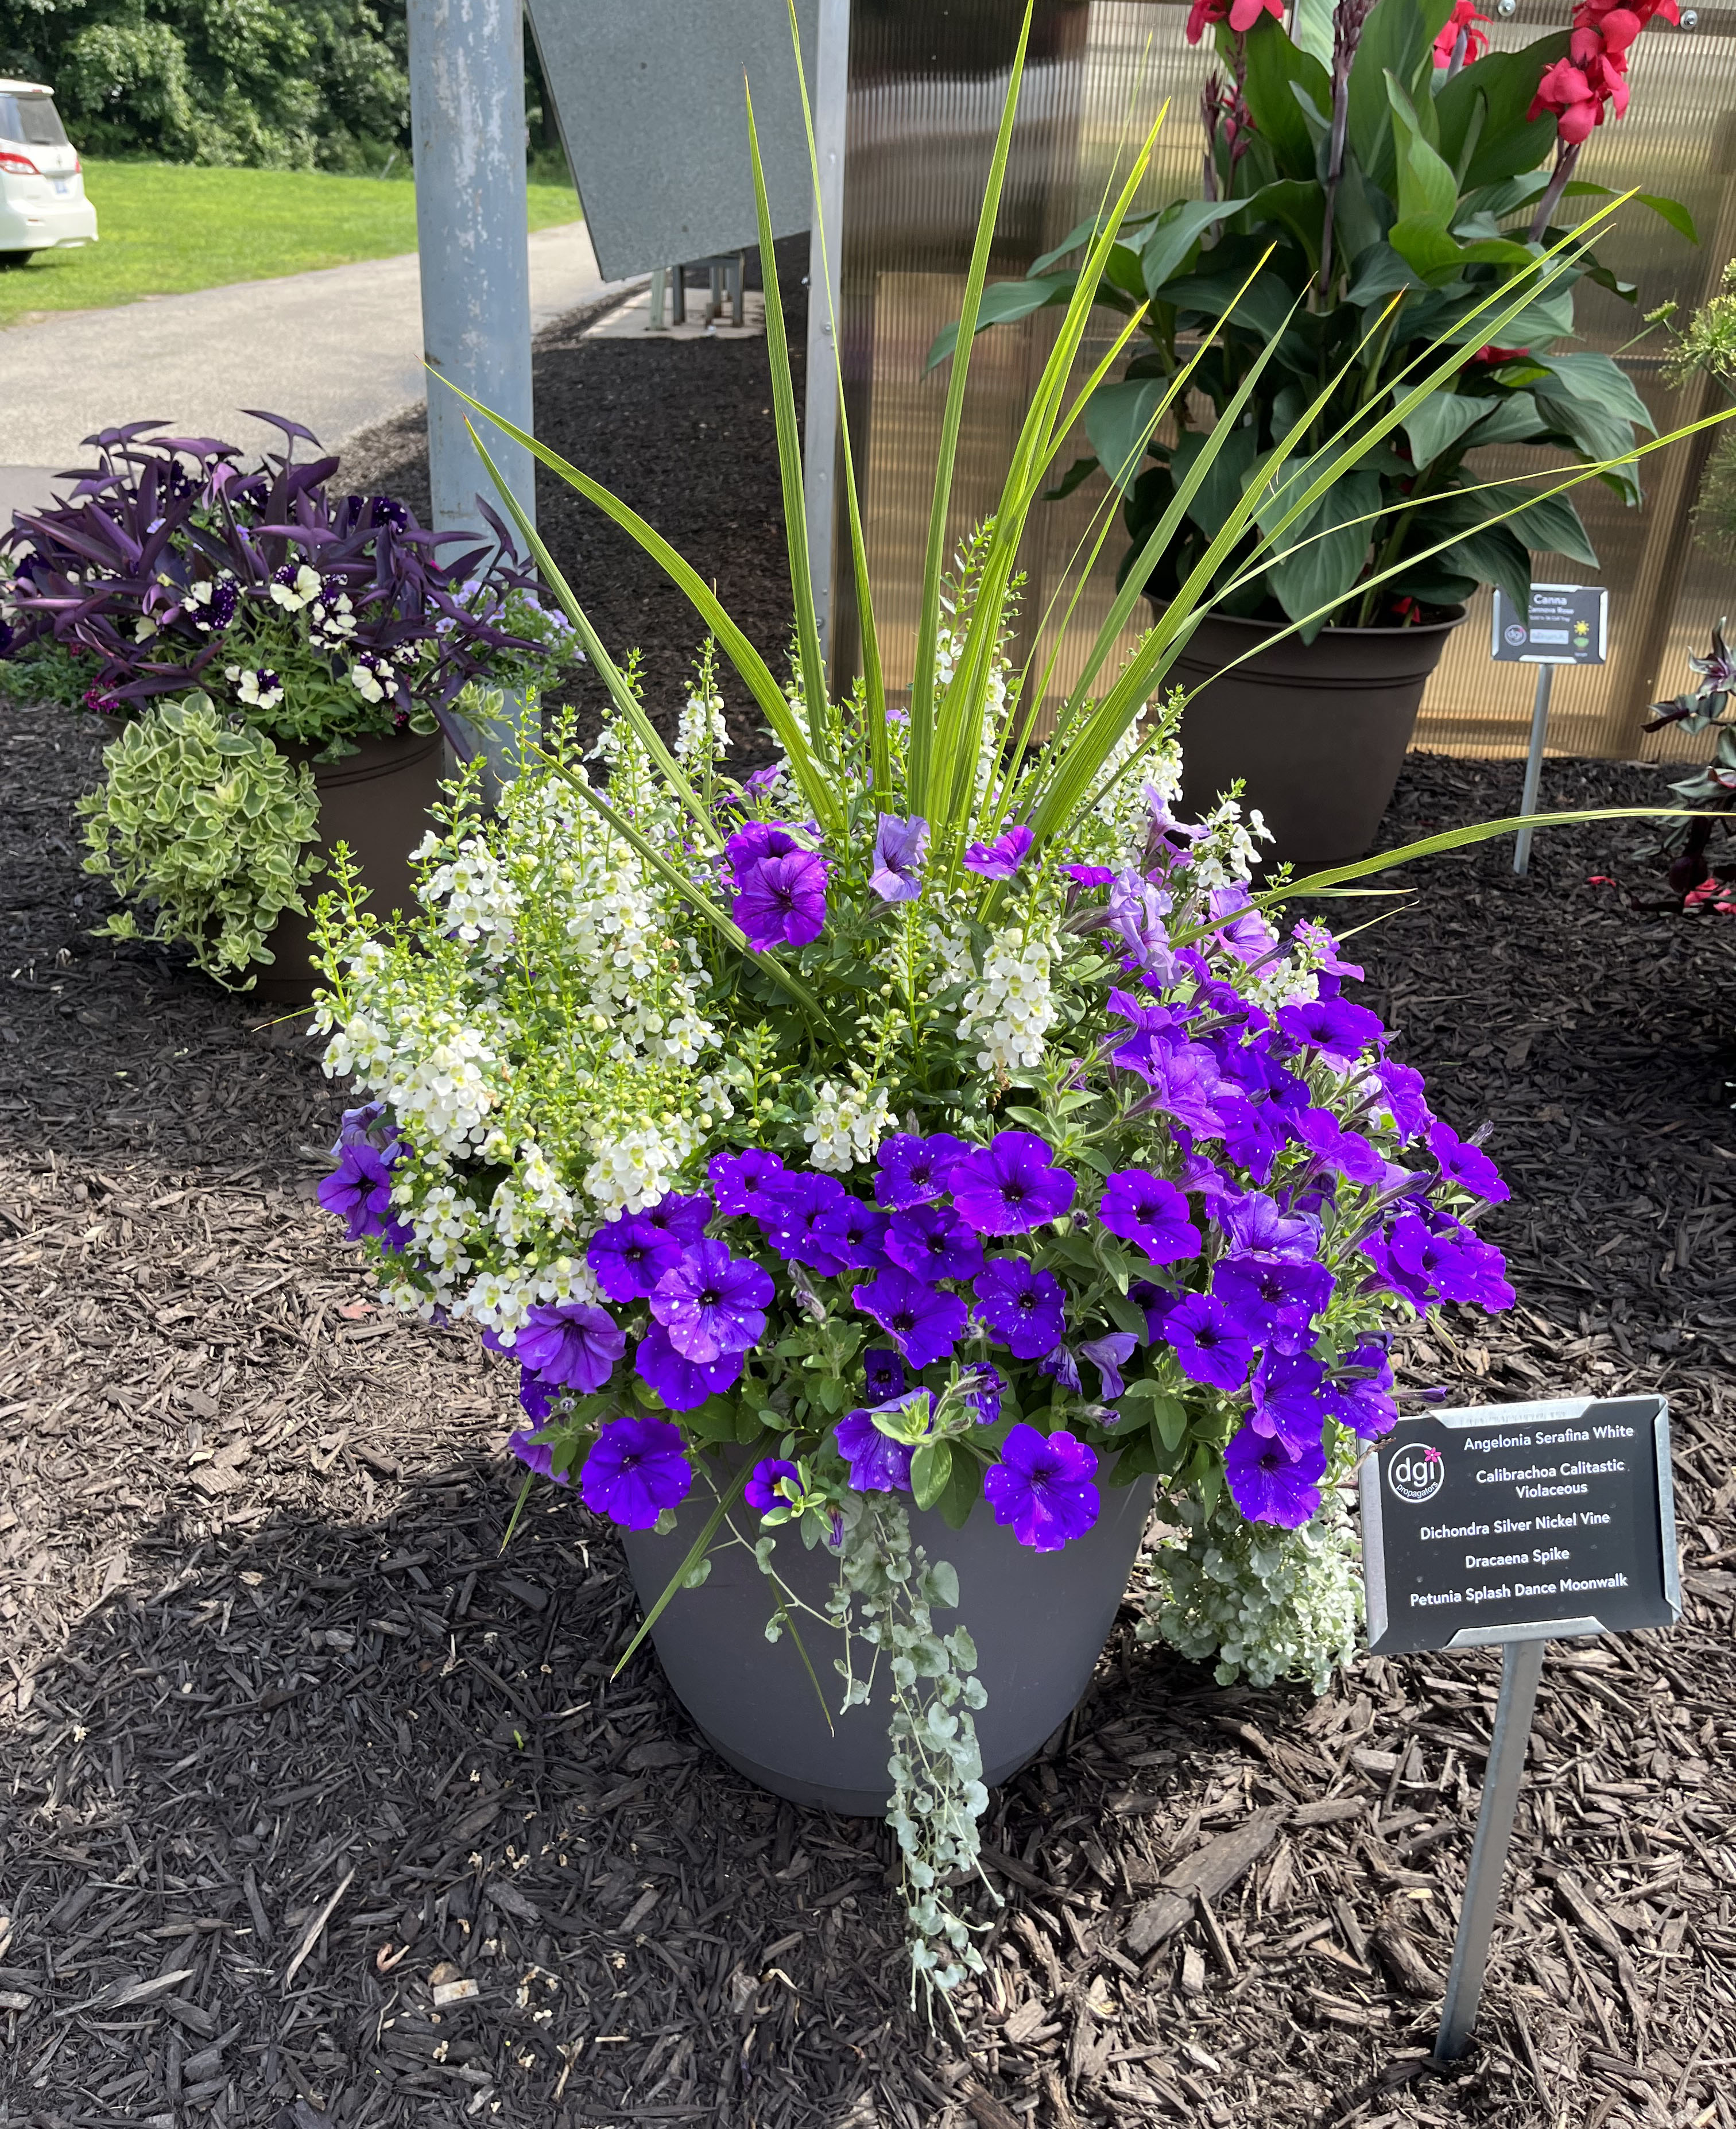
[{"left": 78, "top": 693, "right": 322, "bottom": 989}]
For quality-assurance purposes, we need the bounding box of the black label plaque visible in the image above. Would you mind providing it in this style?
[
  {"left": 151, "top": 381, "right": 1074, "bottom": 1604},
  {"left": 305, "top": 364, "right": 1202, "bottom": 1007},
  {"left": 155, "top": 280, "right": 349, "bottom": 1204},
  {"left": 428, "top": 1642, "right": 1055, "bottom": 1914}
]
[
  {"left": 1362, "top": 1396, "right": 1679, "bottom": 1655},
  {"left": 1491, "top": 584, "right": 1609, "bottom": 665}
]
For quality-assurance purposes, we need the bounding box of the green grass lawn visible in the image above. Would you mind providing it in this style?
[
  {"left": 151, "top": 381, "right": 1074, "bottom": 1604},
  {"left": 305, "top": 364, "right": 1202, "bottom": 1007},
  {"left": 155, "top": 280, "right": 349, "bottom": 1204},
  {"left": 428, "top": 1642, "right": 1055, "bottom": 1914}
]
[{"left": 0, "top": 160, "right": 583, "bottom": 330}]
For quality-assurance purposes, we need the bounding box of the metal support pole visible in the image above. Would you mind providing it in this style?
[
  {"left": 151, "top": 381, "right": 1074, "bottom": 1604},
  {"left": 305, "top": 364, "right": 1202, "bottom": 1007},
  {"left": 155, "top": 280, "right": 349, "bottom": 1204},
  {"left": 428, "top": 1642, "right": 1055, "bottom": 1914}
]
[
  {"left": 1434, "top": 1636, "right": 1544, "bottom": 2063},
  {"left": 672, "top": 264, "right": 687, "bottom": 327},
  {"left": 649, "top": 266, "right": 667, "bottom": 330},
  {"left": 1513, "top": 663, "right": 1555, "bottom": 876},
  {"left": 408, "top": 0, "right": 536, "bottom": 785},
  {"left": 803, "top": 0, "right": 850, "bottom": 667},
  {"left": 730, "top": 250, "right": 745, "bottom": 328},
  {"left": 709, "top": 260, "right": 725, "bottom": 322}
]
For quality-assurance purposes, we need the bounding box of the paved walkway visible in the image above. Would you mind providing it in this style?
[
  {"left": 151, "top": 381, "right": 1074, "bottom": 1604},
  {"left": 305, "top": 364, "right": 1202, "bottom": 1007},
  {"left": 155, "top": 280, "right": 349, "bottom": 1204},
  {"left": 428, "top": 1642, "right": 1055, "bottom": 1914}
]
[{"left": 0, "top": 222, "right": 634, "bottom": 521}]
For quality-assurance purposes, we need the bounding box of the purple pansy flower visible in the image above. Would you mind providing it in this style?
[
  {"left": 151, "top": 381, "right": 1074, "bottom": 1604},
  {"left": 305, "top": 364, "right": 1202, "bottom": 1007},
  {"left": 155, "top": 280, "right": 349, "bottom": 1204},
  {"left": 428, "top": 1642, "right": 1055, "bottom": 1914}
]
[
  {"left": 874, "top": 1132, "right": 970, "bottom": 1210},
  {"left": 587, "top": 1214, "right": 685, "bottom": 1302},
  {"left": 634, "top": 1322, "right": 744, "bottom": 1411},
  {"left": 834, "top": 1408, "right": 914, "bottom": 1492},
  {"left": 734, "top": 847, "right": 829, "bottom": 952},
  {"left": 507, "top": 1430, "right": 569, "bottom": 1484},
  {"left": 650, "top": 1240, "right": 773, "bottom": 1361},
  {"left": 708, "top": 1147, "right": 786, "bottom": 1219},
  {"left": 1427, "top": 1121, "right": 1509, "bottom": 1202},
  {"left": 948, "top": 1132, "right": 1076, "bottom": 1236},
  {"left": 746, "top": 1458, "right": 802, "bottom": 1515},
  {"left": 580, "top": 1416, "right": 693, "bottom": 1530},
  {"left": 1161, "top": 1293, "right": 1254, "bottom": 1392},
  {"left": 319, "top": 1142, "right": 398, "bottom": 1242},
  {"left": 851, "top": 1269, "right": 967, "bottom": 1369},
  {"left": 863, "top": 1347, "right": 906, "bottom": 1403},
  {"left": 1079, "top": 1331, "right": 1137, "bottom": 1401},
  {"left": 982, "top": 1424, "right": 1099, "bottom": 1551},
  {"left": 515, "top": 1302, "right": 626, "bottom": 1393},
  {"left": 974, "top": 1256, "right": 1067, "bottom": 1360},
  {"left": 1097, "top": 1168, "right": 1200, "bottom": 1265},
  {"left": 1223, "top": 1423, "right": 1325, "bottom": 1528},
  {"left": 962, "top": 824, "right": 1033, "bottom": 878},
  {"left": 870, "top": 813, "right": 929, "bottom": 902},
  {"left": 884, "top": 1202, "right": 986, "bottom": 1283}
]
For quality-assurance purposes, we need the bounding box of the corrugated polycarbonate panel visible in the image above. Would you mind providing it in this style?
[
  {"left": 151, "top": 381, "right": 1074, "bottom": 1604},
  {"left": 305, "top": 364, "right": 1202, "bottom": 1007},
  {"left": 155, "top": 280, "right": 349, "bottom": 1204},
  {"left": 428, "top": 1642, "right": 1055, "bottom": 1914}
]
[{"left": 837, "top": 0, "right": 1732, "bottom": 762}]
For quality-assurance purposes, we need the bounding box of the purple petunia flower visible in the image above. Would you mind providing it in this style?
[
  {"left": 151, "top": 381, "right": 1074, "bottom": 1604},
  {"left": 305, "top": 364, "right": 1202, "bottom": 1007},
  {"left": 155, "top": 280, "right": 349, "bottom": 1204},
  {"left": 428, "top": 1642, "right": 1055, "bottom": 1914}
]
[
  {"left": 1276, "top": 996, "right": 1386, "bottom": 1065},
  {"left": 948, "top": 1132, "right": 1076, "bottom": 1236},
  {"left": 518, "top": 1367, "right": 557, "bottom": 1423},
  {"left": 725, "top": 821, "right": 804, "bottom": 882},
  {"left": 1079, "top": 1331, "right": 1137, "bottom": 1401},
  {"left": 580, "top": 1416, "right": 693, "bottom": 1530},
  {"left": 650, "top": 1240, "right": 773, "bottom": 1362},
  {"left": 850, "top": 1269, "right": 967, "bottom": 1369},
  {"left": 863, "top": 1347, "right": 906, "bottom": 1403},
  {"left": 1123, "top": 1039, "right": 1225, "bottom": 1140},
  {"left": 319, "top": 1142, "right": 398, "bottom": 1242},
  {"left": 1427, "top": 1121, "right": 1509, "bottom": 1202},
  {"left": 1106, "top": 869, "right": 1174, "bottom": 976},
  {"left": 1223, "top": 1423, "right": 1325, "bottom": 1529},
  {"left": 884, "top": 1202, "right": 986, "bottom": 1283},
  {"left": 963, "top": 824, "right": 1034, "bottom": 878},
  {"left": 834, "top": 1408, "right": 914, "bottom": 1492},
  {"left": 1161, "top": 1293, "right": 1254, "bottom": 1392},
  {"left": 1368, "top": 1212, "right": 1514, "bottom": 1312},
  {"left": 982, "top": 1424, "right": 1099, "bottom": 1551},
  {"left": 870, "top": 813, "right": 929, "bottom": 902},
  {"left": 1323, "top": 1339, "right": 1397, "bottom": 1441},
  {"left": 874, "top": 1131, "right": 970, "bottom": 1210},
  {"left": 515, "top": 1302, "right": 626, "bottom": 1393},
  {"left": 330, "top": 1099, "right": 390, "bottom": 1155},
  {"left": 760, "top": 1170, "right": 850, "bottom": 1273},
  {"left": 1097, "top": 1168, "right": 1200, "bottom": 1265},
  {"left": 734, "top": 848, "right": 829, "bottom": 952},
  {"left": 1063, "top": 864, "right": 1115, "bottom": 889},
  {"left": 1288, "top": 1106, "right": 1386, "bottom": 1188},
  {"left": 1040, "top": 1342, "right": 1082, "bottom": 1393},
  {"left": 507, "top": 1429, "right": 570, "bottom": 1484},
  {"left": 963, "top": 1361, "right": 1003, "bottom": 1426},
  {"left": 1248, "top": 1352, "right": 1328, "bottom": 1456},
  {"left": 641, "top": 1190, "right": 714, "bottom": 1245},
  {"left": 634, "top": 1322, "right": 744, "bottom": 1411},
  {"left": 1214, "top": 1093, "right": 1287, "bottom": 1184},
  {"left": 587, "top": 1214, "right": 685, "bottom": 1302},
  {"left": 1370, "top": 1058, "right": 1433, "bottom": 1143},
  {"left": 708, "top": 1147, "right": 786, "bottom": 1219},
  {"left": 1212, "top": 1251, "right": 1334, "bottom": 1353},
  {"left": 974, "top": 1256, "right": 1067, "bottom": 1361},
  {"left": 1218, "top": 1189, "right": 1319, "bottom": 1262},
  {"left": 815, "top": 1195, "right": 890, "bottom": 1271},
  {"left": 746, "top": 1458, "right": 802, "bottom": 1515}
]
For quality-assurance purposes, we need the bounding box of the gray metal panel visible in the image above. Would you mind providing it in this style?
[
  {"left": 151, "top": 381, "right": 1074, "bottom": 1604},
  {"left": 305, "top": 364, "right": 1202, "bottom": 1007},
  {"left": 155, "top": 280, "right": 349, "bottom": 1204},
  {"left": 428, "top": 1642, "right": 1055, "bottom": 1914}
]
[{"left": 526, "top": 0, "right": 820, "bottom": 278}]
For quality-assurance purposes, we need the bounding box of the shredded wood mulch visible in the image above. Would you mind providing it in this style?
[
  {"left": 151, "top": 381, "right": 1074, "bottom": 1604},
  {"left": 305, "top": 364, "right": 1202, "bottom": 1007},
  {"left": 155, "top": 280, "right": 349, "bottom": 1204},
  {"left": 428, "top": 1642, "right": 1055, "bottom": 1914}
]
[{"left": 2, "top": 692, "right": 1734, "bottom": 2129}]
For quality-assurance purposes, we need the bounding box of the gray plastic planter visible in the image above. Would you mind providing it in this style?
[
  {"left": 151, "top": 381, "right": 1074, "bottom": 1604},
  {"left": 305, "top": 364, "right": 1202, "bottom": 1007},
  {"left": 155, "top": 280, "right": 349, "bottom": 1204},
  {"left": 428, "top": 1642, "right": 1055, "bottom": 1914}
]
[{"left": 621, "top": 1470, "right": 1156, "bottom": 1816}]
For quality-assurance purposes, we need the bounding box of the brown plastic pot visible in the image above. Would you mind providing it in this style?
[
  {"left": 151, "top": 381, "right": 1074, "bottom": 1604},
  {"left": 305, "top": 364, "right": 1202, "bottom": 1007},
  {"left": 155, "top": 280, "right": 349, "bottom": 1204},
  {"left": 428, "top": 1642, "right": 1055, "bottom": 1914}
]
[
  {"left": 251, "top": 727, "right": 443, "bottom": 1003},
  {"left": 621, "top": 1464, "right": 1155, "bottom": 1816},
  {"left": 1165, "top": 610, "right": 1463, "bottom": 871}
]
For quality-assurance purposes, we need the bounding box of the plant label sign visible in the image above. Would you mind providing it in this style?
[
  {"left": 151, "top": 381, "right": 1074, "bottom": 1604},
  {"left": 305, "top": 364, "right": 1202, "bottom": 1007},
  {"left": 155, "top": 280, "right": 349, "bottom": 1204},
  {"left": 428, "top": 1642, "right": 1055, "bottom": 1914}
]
[
  {"left": 1491, "top": 584, "right": 1609, "bottom": 665},
  {"left": 1361, "top": 1395, "right": 1679, "bottom": 1655}
]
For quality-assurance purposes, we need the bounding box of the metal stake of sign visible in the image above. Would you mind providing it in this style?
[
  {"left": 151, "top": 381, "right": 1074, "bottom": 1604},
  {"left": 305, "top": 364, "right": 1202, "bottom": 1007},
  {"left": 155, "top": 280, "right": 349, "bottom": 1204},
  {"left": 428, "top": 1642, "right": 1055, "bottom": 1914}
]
[
  {"left": 1513, "top": 663, "right": 1554, "bottom": 877},
  {"left": 1434, "top": 1636, "right": 1544, "bottom": 2061}
]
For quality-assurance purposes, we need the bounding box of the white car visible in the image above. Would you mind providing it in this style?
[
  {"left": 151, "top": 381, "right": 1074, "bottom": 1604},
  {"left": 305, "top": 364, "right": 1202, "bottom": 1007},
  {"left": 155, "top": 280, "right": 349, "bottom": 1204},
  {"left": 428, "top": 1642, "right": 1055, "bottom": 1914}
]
[{"left": 0, "top": 79, "right": 97, "bottom": 258}]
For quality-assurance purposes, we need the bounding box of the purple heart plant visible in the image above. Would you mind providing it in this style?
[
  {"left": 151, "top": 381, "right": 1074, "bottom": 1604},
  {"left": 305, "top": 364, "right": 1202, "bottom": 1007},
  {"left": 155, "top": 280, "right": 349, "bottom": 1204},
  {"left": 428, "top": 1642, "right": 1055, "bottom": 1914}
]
[
  {"left": 0, "top": 413, "right": 576, "bottom": 756},
  {"left": 304, "top": 15, "right": 1654, "bottom": 2004}
]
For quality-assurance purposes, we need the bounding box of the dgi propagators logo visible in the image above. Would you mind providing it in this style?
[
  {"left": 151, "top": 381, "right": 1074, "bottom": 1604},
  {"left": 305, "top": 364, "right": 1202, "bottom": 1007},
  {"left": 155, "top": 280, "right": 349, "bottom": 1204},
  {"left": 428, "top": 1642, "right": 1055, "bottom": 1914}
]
[{"left": 1389, "top": 1441, "right": 1446, "bottom": 1506}]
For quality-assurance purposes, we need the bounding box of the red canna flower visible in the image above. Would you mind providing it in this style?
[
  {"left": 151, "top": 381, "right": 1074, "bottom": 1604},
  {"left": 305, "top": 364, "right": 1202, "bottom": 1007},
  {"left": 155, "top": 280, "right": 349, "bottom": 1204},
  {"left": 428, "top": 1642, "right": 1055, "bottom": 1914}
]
[
  {"left": 1186, "top": 0, "right": 1284, "bottom": 45},
  {"left": 1433, "top": 0, "right": 1491, "bottom": 67}
]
